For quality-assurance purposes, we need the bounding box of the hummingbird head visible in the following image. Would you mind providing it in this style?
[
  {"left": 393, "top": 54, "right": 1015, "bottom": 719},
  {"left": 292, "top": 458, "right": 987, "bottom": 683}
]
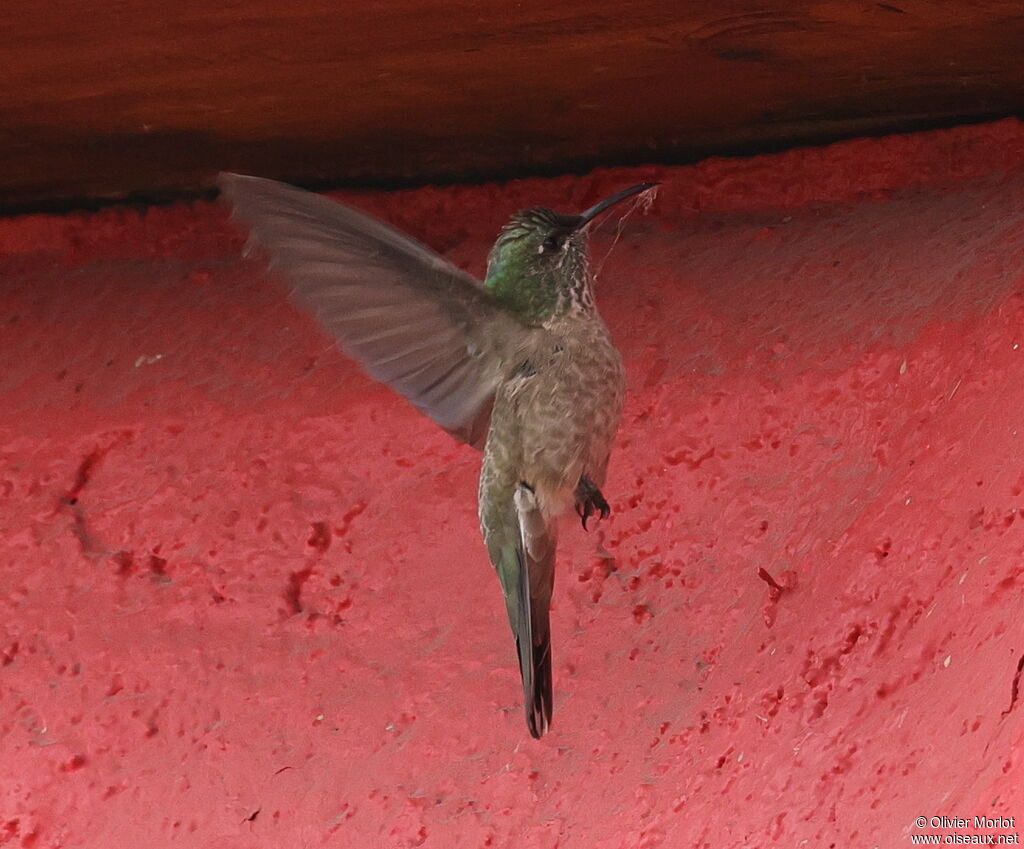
[{"left": 485, "top": 183, "right": 656, "bottom": 324}]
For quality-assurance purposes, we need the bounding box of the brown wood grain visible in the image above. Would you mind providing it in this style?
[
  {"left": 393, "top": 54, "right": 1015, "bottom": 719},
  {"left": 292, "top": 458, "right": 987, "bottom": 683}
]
[{"left": 2, "top": 0, "right": 1022, "bottom": 208}]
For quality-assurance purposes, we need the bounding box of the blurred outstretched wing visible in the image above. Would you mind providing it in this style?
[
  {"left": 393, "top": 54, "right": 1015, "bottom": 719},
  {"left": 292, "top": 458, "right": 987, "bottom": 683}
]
[{"left": 220, "top": 173, "right": 528, "bottom": 447}]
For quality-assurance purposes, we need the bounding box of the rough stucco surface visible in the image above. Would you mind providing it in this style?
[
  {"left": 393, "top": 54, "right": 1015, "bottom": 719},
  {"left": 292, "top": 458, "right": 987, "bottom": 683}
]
[{"left": 3, "top": 119, "right": 1024, "bottom": 848}]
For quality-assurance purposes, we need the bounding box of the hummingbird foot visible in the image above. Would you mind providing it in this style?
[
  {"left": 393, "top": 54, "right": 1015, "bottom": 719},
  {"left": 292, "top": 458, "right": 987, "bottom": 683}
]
[{"left": 575, "top": 476, "right": 610, "bottom": 530}]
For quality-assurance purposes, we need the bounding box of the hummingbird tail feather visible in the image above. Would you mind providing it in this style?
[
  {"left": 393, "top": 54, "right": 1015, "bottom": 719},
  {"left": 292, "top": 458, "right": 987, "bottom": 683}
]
[
  {"left": 512, "top": 483, "right": 556, "bottom": 739},
  {"left": 525, "top": 621, "right": 553, "bottom": 739}
]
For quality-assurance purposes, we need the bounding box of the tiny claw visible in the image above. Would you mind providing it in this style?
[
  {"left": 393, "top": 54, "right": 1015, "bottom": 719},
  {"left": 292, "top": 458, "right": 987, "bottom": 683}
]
[
  {"left": 576, "top": 499, "right": 591, "bottom": 530},
  {"left": 575, "top": 476, "right": 610, "bottom": 532}
]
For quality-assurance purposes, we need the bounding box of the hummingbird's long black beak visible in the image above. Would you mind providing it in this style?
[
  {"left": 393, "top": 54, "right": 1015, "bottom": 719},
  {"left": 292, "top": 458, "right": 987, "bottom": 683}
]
[{"left": 576, "top": 182, "right": 658, "bottom": 228}]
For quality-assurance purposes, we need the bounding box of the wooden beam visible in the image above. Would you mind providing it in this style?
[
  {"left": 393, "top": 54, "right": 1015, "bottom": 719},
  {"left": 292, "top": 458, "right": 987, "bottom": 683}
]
[{"left": 2, "top": 0, "right": 1022, "bottom": 208}]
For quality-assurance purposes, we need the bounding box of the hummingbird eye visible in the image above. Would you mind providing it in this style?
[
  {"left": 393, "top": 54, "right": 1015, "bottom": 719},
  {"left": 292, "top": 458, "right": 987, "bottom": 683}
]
[{"left": 540, "top": 234, "right": 565, "bottom": 254}]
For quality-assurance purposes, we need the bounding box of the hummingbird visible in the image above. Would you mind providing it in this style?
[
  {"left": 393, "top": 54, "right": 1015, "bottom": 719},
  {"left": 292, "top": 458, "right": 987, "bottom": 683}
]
[{"left": 219, "top": 173, "right": 654, "bottom": 738}]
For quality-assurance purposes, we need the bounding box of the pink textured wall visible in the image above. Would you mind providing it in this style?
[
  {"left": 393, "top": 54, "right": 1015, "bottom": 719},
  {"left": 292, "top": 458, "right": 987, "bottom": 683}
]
[{"left": 3, "top": 119, "right": 1024, "bottom": 848}]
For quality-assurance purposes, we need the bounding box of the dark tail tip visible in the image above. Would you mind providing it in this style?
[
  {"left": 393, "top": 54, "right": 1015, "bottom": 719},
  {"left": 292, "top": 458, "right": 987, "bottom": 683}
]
[{"left": 525, "top": 639, "right": 553, "bottom": 739}]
